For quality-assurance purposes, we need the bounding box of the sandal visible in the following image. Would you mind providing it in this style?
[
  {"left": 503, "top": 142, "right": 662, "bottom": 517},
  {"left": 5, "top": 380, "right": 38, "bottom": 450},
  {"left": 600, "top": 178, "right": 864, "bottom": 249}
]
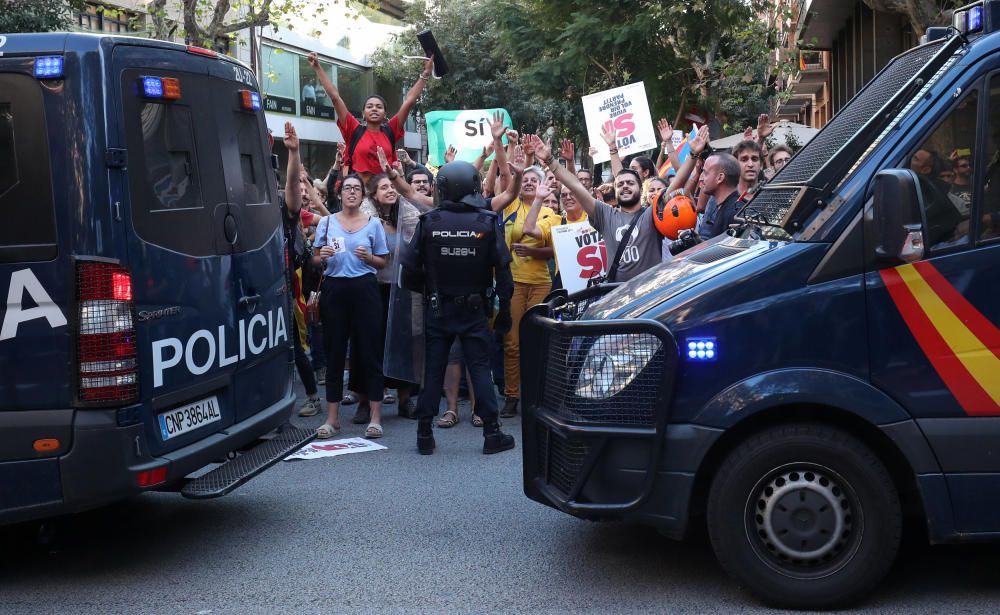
[
  {"left": 383, "top": 392, "right": 397, "bottom": 404},
  {"left": 472, "top": 413, "right": 483, "bottom": 428},
  {"left": 436, "top": 410, "right": 459, "bottom": 428},
  {"left": 316, "top": 423, "right": 341, "bottom": 439},
  {"left": 342, "top": 392, "right": 359, "bottom": 405},
  {"left": 364, "top": 423, "right": 384, "bottom": 439}
]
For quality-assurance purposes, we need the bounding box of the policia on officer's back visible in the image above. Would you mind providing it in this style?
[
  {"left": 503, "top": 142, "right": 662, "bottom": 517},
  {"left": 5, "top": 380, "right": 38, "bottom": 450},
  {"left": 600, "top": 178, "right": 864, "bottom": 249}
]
[{"left": 400, "top": 161, "right": 516, "bottom": 455}]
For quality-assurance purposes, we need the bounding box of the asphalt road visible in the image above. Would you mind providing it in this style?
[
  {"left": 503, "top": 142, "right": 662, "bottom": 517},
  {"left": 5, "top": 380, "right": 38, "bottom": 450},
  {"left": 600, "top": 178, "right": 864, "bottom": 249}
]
[{"left": 3, "top": 383, "right": 1000, "bottom": 614}]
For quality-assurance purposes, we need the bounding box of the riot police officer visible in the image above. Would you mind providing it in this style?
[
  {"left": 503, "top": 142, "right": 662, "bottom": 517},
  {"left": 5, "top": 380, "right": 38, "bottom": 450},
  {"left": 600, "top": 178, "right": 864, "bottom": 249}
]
[{"left": 400, "top": 161, "right": 515, "bottom": 455}]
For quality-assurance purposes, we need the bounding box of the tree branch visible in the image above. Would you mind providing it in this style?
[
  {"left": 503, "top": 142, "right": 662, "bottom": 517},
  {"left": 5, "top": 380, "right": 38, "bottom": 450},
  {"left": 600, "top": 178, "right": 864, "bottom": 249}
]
[{"left": 216, "top": 0, "right": 273, "bottom": 35}]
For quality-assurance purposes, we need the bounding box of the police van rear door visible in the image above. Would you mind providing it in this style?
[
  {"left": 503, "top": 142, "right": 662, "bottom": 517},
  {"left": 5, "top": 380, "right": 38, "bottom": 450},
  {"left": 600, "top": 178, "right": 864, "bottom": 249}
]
[
  {"left": 113, "top": 45, "right": 283, "bottom": 454},
  {"left": 0, "top": 59, "right": 67, "bottom": 412},
  {"left": 205, "top": 59, "right": 290, "bottom": 424}
]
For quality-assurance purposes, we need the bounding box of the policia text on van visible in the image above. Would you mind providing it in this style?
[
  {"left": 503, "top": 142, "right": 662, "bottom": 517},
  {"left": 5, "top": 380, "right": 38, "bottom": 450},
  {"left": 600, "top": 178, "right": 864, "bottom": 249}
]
[
  {"left": 520, "top": 2, "right": 1000, "bottom": 609},
  {"left": 0, "top": 33, "right": 313, "bottom": 526}
]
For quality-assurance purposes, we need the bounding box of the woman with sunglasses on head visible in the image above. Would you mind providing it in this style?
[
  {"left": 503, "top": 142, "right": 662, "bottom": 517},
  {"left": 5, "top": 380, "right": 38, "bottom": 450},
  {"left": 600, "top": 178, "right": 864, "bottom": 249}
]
[{"left": 312, "top": 174, "right": 390, "bottom": 440}]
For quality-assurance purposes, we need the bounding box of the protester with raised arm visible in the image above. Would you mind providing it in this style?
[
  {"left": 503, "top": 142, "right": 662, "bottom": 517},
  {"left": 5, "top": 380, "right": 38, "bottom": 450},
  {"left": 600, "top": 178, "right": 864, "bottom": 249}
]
[
  {"left": 529, "top": 127, "right": 709, "bottom": 283},
  {"left": 308, "top": 51, "right": 432, "bottom": 181}
]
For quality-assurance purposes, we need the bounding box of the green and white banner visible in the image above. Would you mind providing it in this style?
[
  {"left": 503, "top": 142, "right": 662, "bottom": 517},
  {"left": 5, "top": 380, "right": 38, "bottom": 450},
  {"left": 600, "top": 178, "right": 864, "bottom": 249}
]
[{"left": 425, "top": 108, "right": 513, "bottom": 167}]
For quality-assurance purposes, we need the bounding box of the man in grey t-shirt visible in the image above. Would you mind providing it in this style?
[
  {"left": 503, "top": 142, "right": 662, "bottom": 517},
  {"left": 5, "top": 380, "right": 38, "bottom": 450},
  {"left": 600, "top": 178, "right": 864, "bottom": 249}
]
[
  {"left": 589, "top": 192, "right": 661, "bottom": 282},
  {"left": 528, "top": 127, "right": 709, "bottom": 283}
]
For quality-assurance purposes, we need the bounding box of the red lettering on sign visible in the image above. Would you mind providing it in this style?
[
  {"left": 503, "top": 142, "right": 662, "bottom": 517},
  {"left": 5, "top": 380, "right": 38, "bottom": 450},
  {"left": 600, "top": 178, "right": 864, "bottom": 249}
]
[
  {"left": 314, "top": 443, "right": 349, "bottom": 451},
  {"left": 602, "top": 114, "right": 636, "bottom": 140},
  {"left": 576, "top": 241, "right": 608, "bottom": 279}
]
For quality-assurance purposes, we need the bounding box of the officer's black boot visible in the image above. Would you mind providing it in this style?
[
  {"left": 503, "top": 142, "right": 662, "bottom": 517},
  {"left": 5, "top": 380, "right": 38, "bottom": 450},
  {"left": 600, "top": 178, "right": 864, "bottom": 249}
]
[
  {"left": 482, "top": 420, "right": 515, "bottom": 455},
  {"left": 417, "top": 418, "right": 435, "bottom": 455}
]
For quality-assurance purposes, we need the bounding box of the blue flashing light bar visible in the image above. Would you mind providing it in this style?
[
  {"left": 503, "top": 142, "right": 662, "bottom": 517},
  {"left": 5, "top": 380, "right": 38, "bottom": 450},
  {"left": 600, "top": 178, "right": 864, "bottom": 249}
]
[
  {"left": 34, "top": 56, "right": 64, "bottom": 79},
  {"left": 249, "top": 91, "right": 262, "bottom": 110},
  {"left": 968, "top": 5, "right": 984, "bottom": 32},
  {"left": 142, "top": 76, "right": 164, "bottom": 98},
  {"left": 685, "top": 338, "right": 717, "bottom": 362}
]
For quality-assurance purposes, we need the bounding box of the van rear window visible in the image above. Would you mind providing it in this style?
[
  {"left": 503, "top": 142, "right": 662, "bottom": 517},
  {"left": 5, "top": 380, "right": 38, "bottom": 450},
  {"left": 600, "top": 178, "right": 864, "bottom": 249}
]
[
  {"left": 139, "top": 103, "right": 203, "bottom": 211},
  {"left": 0, "top": 75, "right": 56, "bottom": 263}
]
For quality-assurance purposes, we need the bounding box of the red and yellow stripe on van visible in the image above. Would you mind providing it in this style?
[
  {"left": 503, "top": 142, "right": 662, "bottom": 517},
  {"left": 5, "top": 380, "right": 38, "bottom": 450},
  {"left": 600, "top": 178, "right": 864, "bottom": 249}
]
[{"left": 880, "top": 262, "right": 1000, "bottom": 416}]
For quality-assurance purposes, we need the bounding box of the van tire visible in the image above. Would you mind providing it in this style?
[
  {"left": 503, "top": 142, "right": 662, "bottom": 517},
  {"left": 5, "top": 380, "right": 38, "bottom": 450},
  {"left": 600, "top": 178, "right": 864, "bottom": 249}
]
[{"left": 706, "top": 423, "right": 901, "bottom": 609}]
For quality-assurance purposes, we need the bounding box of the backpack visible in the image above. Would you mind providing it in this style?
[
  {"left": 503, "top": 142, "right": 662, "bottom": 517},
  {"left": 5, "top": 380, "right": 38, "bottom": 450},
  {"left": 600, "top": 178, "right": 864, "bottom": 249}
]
[{"left": 346, "top": 123, "right": 396, "bottom": 173}]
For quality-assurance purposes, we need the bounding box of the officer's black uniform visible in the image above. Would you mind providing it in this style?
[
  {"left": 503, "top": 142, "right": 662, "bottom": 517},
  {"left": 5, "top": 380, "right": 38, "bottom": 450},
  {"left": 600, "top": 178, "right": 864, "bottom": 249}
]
[{"left": 400, "top": 161, "right": 515, "bottom": 455}]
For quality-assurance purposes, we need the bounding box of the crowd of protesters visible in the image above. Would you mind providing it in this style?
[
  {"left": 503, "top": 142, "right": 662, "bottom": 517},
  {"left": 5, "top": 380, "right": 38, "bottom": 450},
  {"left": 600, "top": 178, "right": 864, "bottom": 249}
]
[{"left": 278, "top": 51, "right": 801, "bottom": 440}]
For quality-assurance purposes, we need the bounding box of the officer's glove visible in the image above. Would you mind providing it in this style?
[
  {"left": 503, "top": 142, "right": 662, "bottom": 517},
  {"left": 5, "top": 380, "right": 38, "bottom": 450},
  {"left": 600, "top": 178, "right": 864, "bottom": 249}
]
[{"left": 494, "top": 308, "right": 512, "bottom": 336}]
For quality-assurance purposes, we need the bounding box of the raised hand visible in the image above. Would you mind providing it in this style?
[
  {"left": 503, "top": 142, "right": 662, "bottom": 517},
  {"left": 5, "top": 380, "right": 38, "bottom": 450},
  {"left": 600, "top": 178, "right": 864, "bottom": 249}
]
[
  {"left": 391, "top": 161, "right": 404, "bottom": 174},
  {"left": 690, "top": 125, "right": 711, "bottom": 156},
  {"left": 529, "top": 134, "right": 552, "bottom": 162},
  {"left": 600, "top": 123, "right": 617, "bottom": 148},
  {"left": 284, "top": 121, "right": 299, "bottom": 152},
  {"left": 376, "top": 146, "right": 390, "bottom": 172},
  {"left": 534, "top": 181, "right": 552, "bottom": 202},
  {"left": 444, "top": 145, "right": 457, "bottom": 163},
  {"left": 512, "top": 145, "right": 526, "bottom": 169},
  {"left": 490, "top": 111, "right": 507, "bottom": 141},
  {"left": 657, "top": 117, "right": 673, "bottom": 143},
  {"left": 307, "top": 52, "right": 321, "bottom": 71},
  {"left": 482, "top": 141, "right": 496, "bottom": 159},
  {"left": 506, "top": 129, "right": 520, "bottom": 145},
  {"left": 560, "top": 139, "right": 575, "bottom": 162},
  {"left": 743, "top": 126, "right": 754, "bottom": 141},
  {"left": 422, "top": 57, "right": 434, "bottom": 78},
  {"left": 757, "top": 113, "right": 773, "bottom": 139},
  {"left": 522, "top": 134, "right": 536, "bottom": 157}
]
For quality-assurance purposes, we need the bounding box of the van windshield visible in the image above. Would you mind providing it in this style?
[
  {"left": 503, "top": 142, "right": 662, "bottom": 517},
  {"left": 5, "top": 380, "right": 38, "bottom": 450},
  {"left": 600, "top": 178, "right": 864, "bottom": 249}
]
[{"left": 0, "top": 74, "right": 56, "bottom": 263}]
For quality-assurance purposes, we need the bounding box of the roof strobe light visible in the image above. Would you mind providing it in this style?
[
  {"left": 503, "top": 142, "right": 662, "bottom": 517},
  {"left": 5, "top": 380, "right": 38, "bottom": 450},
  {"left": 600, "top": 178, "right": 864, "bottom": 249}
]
[{"left": 34, "top": 56, "right": 64, "bottom": 79}]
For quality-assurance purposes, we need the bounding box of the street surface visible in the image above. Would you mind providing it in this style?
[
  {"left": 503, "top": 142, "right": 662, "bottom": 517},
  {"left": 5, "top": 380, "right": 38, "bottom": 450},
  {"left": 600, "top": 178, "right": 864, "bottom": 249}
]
[{"left": 2, "top": 382, "right": 1000, "bottom": 614}]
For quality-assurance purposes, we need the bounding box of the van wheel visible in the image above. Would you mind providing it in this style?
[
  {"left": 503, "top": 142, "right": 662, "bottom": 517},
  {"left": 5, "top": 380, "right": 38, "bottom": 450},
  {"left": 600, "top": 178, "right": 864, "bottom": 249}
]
[{"left": 706, "top": 423, "right": 901, "bottom": 610}]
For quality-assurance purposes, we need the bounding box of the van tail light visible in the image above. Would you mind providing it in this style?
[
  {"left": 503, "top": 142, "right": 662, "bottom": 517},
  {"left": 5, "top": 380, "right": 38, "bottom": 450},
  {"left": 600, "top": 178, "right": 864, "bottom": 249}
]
[
  {"left": 76, "top": 262, "right": 138, "bottom": 403},
  {"left": 186, "top": 45, "right": 218, "bottom": 58}
]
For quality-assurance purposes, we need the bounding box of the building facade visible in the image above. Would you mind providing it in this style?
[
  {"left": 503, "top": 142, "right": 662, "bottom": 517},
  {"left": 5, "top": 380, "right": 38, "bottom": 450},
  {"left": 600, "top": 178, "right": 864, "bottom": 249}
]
[{"left": 775, "top": 0, "right": 922, "bottom": 128}]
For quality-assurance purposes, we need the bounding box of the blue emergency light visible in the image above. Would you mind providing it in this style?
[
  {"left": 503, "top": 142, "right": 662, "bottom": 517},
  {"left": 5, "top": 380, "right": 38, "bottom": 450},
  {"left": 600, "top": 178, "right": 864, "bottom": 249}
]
[
  {"left": 139, "top": 76, "right": 182, "bottom": 100},
  {"left": 686, "top": 338, "right": 717, "bottom": 361},
  {"left": 142, "top": 76, "right": 164, "bottom": 97},
  {"left": 968, "top": 5, "right": 984, "bottom": 32},
  {"left": 33, "top": 56, "right": 64, "bottom": 79}
]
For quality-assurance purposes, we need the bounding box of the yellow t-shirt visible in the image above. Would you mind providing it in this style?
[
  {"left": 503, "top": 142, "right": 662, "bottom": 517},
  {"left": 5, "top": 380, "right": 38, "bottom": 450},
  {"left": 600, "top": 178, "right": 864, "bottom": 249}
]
[
  {"left": 538, "top": 212, "right": 590, "bottom": 274},
  {"left": 503, "top": 199, "right": 559, "bottom": 285}
]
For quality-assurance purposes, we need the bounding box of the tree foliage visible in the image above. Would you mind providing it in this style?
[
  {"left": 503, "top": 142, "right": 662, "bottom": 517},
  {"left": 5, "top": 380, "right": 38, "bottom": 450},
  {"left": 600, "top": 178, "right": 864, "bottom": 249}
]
[
  {"left": 0, "top": 0, "right": 83, "bottom": 33},
  {"left": 371, "top": 0, "right": 576, "bottom": 137},
  {"left": 141, "top": 0, "right": 369, "bottom": 48},
  {"left": 374, "top": 0, "right": 794, "bottom": 146},
  {"left": 863, "top": 0, "right": 966, "bottom": 33}
]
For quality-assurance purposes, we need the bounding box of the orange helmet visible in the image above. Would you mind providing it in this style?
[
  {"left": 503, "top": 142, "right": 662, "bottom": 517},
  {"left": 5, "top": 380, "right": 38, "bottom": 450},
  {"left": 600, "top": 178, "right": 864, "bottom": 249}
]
[{"left": 652, "top": 189, "right": 697, "bottom": 240}]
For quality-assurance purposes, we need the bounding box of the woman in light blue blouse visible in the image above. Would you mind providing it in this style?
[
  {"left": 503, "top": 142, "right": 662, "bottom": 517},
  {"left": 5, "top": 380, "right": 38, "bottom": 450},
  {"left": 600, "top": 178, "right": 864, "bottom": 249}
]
[{"left": 312, "top": 174, "right": 389, "bottom": 439}]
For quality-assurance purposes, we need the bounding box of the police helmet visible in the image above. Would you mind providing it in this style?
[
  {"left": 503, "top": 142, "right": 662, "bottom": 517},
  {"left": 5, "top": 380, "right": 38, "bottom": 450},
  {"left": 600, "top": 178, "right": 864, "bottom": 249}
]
[
  {"left": 436, "top": 161, "right": 485, "bottom": 207},
  {"left": 651, "top": 188, "right": 698, "bottom": 240}
]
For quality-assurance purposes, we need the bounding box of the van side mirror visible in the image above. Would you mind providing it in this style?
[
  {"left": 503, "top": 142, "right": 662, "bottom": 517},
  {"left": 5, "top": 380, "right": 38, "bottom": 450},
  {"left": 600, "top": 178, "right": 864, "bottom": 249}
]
[{"left": 872, "top": 169, "right": 926, "bottom": 263}]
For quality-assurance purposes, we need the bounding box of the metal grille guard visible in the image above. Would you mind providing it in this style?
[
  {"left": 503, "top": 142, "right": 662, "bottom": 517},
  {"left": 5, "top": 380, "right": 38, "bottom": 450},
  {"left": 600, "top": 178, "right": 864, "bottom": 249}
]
[{"left": 520, "top": 294, "right": 678, "bottom": 515}]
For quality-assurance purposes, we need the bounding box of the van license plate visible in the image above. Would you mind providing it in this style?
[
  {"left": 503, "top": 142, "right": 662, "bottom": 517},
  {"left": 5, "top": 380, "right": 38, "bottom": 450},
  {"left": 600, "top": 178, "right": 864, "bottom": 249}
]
[{"left": 158, "top": 396, "right": 222, "bottom": 441}]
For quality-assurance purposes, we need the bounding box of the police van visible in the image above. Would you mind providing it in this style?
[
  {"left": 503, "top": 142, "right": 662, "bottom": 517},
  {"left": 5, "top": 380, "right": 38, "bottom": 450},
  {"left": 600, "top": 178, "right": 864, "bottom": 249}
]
[
  {"left": 0, "top": 33, "right": 312, "bottom": 526},
  {"left": 521, "top": 2, "right": 1000, "bottom": 608}
]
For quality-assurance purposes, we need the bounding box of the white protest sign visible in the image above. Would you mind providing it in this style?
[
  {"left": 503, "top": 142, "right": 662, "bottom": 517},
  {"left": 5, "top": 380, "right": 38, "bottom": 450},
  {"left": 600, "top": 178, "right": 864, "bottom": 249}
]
[
  {"left": 671, "top": 129, "right": 684, "bottom": 150},
  {"left": 551, "top": 222, "right": 606, "bottom": 294},
  {"left": 284, "top": 437, "right": 387, "bottom": 461},
  {"left": 581, "top": 82, "right": 656, "bottom": 164}
]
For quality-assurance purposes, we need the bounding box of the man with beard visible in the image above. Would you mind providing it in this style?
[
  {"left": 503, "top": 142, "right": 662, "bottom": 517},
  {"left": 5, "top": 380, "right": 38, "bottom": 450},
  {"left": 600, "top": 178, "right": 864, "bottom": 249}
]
[{"left": 529, "top": 127, "right": 709, "bottom": 283}]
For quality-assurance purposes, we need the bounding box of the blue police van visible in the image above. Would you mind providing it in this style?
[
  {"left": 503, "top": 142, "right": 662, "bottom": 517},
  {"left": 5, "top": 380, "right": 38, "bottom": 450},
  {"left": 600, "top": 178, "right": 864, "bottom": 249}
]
[
  {"left": 0, "top": 33, "right": 312, "bottom": 526},
  {"left": 521, "top": 2, "right": 1000, "bottom": 608}
]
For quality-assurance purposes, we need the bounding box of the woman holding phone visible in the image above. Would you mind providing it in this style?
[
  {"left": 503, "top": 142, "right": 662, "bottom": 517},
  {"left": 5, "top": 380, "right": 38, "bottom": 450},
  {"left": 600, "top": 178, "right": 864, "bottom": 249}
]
[{"left": 312, "top": 174, "right": 390, "bottom": 439}]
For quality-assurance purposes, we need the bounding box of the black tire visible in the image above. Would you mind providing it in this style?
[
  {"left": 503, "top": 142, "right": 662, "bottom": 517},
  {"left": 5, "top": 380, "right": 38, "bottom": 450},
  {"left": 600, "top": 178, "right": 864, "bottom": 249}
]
[{"left": 706, "top": 423, "right": 902, "bottom": 610}]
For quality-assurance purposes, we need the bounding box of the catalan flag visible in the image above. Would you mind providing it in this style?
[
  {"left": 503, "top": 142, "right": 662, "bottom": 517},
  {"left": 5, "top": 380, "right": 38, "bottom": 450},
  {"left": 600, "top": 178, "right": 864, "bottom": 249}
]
[
  {"left": 881, "top": 261, "right": 1000, "bottom": 416},
  {"left": 658, "top": 126, "right": 700, "bottom": 178}
]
